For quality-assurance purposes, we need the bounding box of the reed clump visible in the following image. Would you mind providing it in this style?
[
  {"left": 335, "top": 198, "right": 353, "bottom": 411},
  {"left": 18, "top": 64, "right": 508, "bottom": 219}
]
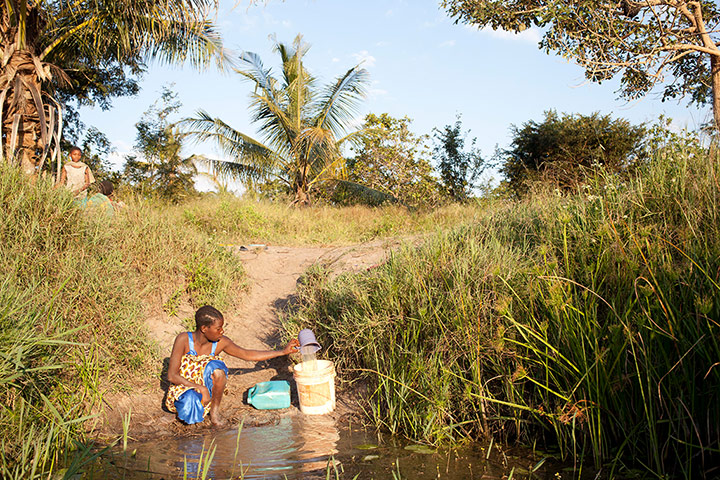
[
  {"left": 0, "top": 163, "right": 244, "bottom": 479},
  {"left": 285, "top": 142, "right": 720, "bottom": 478}
]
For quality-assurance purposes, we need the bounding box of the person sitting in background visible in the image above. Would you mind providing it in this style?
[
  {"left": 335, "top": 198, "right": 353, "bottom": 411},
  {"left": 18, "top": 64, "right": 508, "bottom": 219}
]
[
  {"left": 166, "top": 305, "right": 299, "bottom": 426},
  {"left": 56, "top": 147, "right": 94, "bottom": 198},
  {"left": 85, "top": 180, "right": 116, "bottom": 216}
]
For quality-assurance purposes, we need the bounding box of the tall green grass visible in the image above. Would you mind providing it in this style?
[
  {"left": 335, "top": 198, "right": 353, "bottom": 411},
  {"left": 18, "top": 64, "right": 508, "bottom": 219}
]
[
  {"left": 0, "top": 164, "right": 245, "bottom": 478},
  {"left": 285, "top": 144, "right": 720, "bottom": 478}
]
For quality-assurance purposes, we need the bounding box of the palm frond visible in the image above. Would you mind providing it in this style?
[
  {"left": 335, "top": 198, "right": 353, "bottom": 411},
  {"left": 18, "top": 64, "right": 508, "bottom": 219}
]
[
  {"left": 336, "top": 127, "right": 372, "bottom": 150},
  {"left": 40, "top": 0, "right": 227, "bottom": 70},
  {"left": 247, "top": 91, "right": 295, "bottom": 155},
  {"left": 142, "top": 19, "right": 227, "bottom": 70},
  {"left": 277, "top": 35, "right": 315, "bottom": 128},
  {"left": 235, "top": 51, "right": 277, "bottom": 97},
  {"left": 183, "top": 110, "right": 271, "bottom": 157},
  {"left": 294, "top": 127, "right": 345, "bottom": 185},
  {"left": 182, "top": 110, "right": 293, "bottom": 182},
  {"left": 328, "top": 178, "right": 399, "bottom": 206},
  {"left": 314, "top": 65, "right": 369, "bottom": 137},
  {"left": 192, "top": 154, "right": 272, "bottom": 184}
]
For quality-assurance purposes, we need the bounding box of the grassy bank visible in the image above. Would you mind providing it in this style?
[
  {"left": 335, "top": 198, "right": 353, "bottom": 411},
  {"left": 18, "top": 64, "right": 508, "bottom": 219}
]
[
  {"left": 176, "top": 195, "right": 484, "bottom": 245},
  {"left": 285, "top": 143, "right": 720, "bottom": 478},
  {"left": 0, "top": 164, "right": 245, "bottom": 479},
  {"left": 0, "top": 165, "right": 485, "bottom": 478}
]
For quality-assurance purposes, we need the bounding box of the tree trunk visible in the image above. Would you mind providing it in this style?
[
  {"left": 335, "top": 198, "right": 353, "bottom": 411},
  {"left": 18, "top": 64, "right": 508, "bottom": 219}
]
[
  {"left": 291, "top": 187, "right": 312, "bottom": 207},
  {"left": 1, "top": 50, "right": 44, "bottom": 173},
  {"left": 712, "top": 54, "right": 720, "bottom": 132}
]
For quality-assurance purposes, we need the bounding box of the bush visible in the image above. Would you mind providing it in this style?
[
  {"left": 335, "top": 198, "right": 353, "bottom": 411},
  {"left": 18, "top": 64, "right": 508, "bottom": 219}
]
[{"left": 500, "top": 110, "right": 647, "bottom": 197}]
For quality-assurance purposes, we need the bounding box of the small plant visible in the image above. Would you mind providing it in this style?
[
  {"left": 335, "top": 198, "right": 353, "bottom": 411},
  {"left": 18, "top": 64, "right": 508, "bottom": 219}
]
[
  {"left": 122, "top": 407, "right": 132, "bottom": 451},
  {"left": 164, "top": 288, "right": 184, "bottom": 316},
  {"left": 183, "top": 440, "right": 217, "bottom": 480},
  {"left": 182, "top": 316, "right": 195, "bottom": 331}
]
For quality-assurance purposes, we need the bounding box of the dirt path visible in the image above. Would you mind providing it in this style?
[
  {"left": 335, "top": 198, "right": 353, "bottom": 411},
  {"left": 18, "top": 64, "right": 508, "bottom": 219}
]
[{"left": 94, "top": 239, "right": 403, "bottom": 440}]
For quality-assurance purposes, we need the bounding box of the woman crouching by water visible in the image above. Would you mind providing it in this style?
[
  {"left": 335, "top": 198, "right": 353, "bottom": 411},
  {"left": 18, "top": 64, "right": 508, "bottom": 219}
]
[{"left": 166, "top": 305, "right": 299, "bottom": 426}]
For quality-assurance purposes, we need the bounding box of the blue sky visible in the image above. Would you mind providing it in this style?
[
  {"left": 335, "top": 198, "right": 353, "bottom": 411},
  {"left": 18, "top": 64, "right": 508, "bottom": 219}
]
[{"left": 79, "top": 0, "right": 707, "bottom": 188}]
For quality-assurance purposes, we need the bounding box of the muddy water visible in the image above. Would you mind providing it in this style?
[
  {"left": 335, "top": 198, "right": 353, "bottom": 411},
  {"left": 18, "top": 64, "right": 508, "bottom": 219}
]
[{"left": 93, "top": 415, "right": 571, "bottom": 479}]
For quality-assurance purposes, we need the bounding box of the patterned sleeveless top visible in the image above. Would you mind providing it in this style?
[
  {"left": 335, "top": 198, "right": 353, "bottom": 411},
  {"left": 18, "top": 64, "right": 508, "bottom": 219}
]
[{"left": 165, "top": 332, "right": 224, "bottom": 415}]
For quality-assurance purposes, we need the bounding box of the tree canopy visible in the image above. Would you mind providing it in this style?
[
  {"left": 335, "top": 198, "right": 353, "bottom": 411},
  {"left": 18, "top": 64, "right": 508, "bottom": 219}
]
[
  {"left": 339, "top": 113, "right": 441, "bottom": 207},
  {"left": 184, "top": 34, "right": 369, "bottom": 206},
  {"left": 1, "top": 0, "right": 224, "bottom": 176},
  {"left": 441, "top": 0, "right": 720, "bottom": 128},
  {"left": 500, "top": 110, "right": 647, "bottom": 196},
  {"left": 124, "top": 87, "right": 197, "bottom": 201},
  {"left": 432, "top": 114, "right": 484, "bottom": 202}
]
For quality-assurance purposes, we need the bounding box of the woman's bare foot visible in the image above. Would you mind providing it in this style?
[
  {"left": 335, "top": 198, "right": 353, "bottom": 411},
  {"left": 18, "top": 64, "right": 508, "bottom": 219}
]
[{"left": 210, "top": 410, "right": 226, "bottom": 427}]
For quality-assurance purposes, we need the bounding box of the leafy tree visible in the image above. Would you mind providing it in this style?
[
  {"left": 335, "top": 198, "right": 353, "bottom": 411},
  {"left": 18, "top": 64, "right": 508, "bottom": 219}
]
[
  {"left": 432, "top": 114, "right": 484, "bottom": 202},
  {"left": 441, "top": 1, "right": 720, "bottom": 129},
  {"left": 78, "top": 127, "right": 117, "bottom": 179},
  {"left": 184, "top": 34, "right": 369, "bottom": 206},
  {"left": 500, "top": 110, "right": 647, "bottom": 196},
  {"left": 123, "top": 87, "right": 197, "bottom": 201},
  {"left": 339, "top": 113, "right": 441, "bottom": 207},
  {"left": 1, "top": 0, "right": 224, "bottom": 175}
]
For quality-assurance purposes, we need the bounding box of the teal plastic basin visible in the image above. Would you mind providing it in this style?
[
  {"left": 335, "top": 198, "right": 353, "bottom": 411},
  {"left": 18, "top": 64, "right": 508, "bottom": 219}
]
[{"left": 247, "top": 380, "right": 291, "bottom": 409}]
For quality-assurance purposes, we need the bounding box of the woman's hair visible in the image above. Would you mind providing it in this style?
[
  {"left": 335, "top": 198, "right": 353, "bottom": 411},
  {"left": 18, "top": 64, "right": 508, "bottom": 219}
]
[
  {"left": 69, "top": 146, "right": 82, "bottom": 154},
  {"left": 98, "top": 180, "right": 114, "bottom": 196},
  {"left": 195, "top": 305, "right": 223, "bottom": 330}
]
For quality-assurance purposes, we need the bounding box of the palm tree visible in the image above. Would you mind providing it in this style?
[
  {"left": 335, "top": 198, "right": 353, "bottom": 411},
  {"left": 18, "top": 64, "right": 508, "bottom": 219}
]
[
  {"left": 1, "top": 0, "right": 224, "bottom": 177},
  {"left": 184, "top": 34, "right": 369, "bottom": 206}
]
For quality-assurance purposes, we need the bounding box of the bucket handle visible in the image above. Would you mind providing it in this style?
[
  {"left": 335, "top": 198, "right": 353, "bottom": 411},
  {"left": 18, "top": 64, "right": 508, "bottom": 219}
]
[{"left": 247, "top": 385, "right": 256, "bottom": 405}]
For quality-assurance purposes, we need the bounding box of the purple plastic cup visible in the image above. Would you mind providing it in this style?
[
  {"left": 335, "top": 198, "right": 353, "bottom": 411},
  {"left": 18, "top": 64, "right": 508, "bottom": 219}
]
[{"left": 298, "top": 329, "right": 322, "bottom": 353}]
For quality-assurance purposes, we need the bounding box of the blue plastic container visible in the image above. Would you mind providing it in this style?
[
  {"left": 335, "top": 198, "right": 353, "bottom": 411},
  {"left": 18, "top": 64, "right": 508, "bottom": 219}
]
[{"left": 247, "top": 380, "right": 291, "bottom": 409}]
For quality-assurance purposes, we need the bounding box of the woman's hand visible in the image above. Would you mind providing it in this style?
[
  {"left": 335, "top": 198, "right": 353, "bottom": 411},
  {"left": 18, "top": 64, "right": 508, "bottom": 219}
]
[
  {"left": 196, "top": 385, "right": 211, "bottom": 405},
  {"left": 283, "top": 338, "right": 300, "bottom": 355}
]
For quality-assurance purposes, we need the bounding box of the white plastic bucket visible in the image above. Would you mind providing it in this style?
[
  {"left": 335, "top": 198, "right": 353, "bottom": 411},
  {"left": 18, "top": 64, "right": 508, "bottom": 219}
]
[{"left": 293, "top": 360, "right": 336, "bottom": 415}]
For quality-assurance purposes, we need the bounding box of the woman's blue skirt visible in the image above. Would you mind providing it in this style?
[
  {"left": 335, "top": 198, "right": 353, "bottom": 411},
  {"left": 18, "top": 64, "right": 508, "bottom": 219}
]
[{"left": 174, "top": 360, "right": 228, "bottom": 424}]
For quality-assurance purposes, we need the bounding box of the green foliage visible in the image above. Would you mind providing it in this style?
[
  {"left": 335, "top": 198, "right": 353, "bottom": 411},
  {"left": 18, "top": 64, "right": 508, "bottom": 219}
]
[
  {"left": 500, "top": 110, "right": 646, "bottom": 197},
  {"left": 184, "top": 34, "right": 369, "bottom": 206},
  {"left": 285, "top": 138, "right": 720, "bottom": 477},
  {"left": 432, "top": 114, "right": 485, "bottom": 202},
  {"left": 441, "top": 0, "right": 720, "bottom": 126},
  {"left": 336, "top": 113, "right": 442, "bottom": 208},
  {"left": 75, "top": 127, "right": 119, "bottom": 182},
  {"left": 1, "top": 0, "right": 224, "bottom": 170},
  {"left": 0, "top": 161, "right": 244, "bottom": 477},
  {"left": 124, "top": 86, "right": 198, "bottom": 202}
]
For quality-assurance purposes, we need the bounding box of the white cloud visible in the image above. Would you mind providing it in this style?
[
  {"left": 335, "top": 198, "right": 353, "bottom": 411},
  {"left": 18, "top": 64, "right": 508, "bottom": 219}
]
[
  {"left": 385, "top": 9, "right": 394, "bottom": 17},
  {"left": 351, "top": 50, "right": 376, "bottom": 68},
  {"left": 281, "top": 20, "right": 292, "bottom": 28},
  {"left": 439, "top": 40, "right": 456, "bottom": 48},
  {"left": 375, "top": 41, "right": 390, "bottom": 47},
  {"left": 331, "top": 57, "right": 340, "bottom": 63}
]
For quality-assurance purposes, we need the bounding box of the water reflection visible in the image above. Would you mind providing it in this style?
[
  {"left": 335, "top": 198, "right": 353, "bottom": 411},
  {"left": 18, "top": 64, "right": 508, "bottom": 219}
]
[
  {"left": 100, "top": 415, "right": 572, "bottom": 479},
  {"left": 116, "top": 414, "right": 340, "bottom": 479},
  {"left": 203, "top": 415, "right": 340, "bottom": 477}
]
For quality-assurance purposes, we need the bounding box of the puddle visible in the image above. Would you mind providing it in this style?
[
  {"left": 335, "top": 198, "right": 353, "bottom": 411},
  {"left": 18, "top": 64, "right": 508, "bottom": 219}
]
[{"left": 87, "top": 415, "right": 573, "bottom": 479}]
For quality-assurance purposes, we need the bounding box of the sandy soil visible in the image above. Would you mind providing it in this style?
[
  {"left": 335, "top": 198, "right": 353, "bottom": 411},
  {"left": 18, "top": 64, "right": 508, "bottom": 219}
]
[{"left": 92, "top": 239, "right": 404, "bottom": 441}]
